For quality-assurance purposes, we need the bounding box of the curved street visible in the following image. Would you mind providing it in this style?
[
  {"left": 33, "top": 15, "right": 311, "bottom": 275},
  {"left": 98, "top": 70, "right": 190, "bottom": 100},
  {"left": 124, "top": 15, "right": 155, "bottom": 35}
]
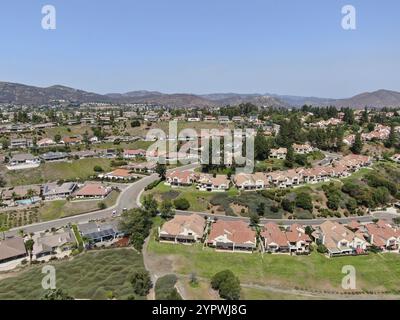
[{"left": 5, "top": 162, "right": 398, "bottom": 237}]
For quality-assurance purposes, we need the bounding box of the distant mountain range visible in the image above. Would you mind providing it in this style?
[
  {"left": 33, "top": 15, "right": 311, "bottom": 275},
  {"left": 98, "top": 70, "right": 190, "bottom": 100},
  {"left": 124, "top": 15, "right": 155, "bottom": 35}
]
[{"left": 1, "top": 81, "right": 400, "bottom": 109}]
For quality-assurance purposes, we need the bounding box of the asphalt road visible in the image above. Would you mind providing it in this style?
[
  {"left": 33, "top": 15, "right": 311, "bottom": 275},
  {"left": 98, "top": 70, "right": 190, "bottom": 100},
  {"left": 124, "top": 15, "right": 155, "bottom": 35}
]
[
  {"left": 4, "top": 162, "right": 398, "bottom": 237},
  {"left": 5, "top": 163, "right": 199, "bottom": 237}
]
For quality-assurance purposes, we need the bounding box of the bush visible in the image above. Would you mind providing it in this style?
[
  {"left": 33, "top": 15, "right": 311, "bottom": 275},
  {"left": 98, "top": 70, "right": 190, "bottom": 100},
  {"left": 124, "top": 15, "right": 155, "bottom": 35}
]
[
  {"left": 145, "top": 179, "right": 161, "bottom": 191},
  {"left": 131, "top": 271, "right": 153, "bottom": 296},
  {"left": 93, "top": 165, "right": 103, "bottom": 173},
  {"left": 295, "top": 193, "right": 313, "bottom": 211},
  {"left": 173, "top": 198, "right": 190, "bottom": 210},
  {"left": 155, "top": 274, "right": 182, "bottom": 300},
  {"left": 98, "top": 202, "right": 106, "bottom": 210},
  {"left": 211, "top": 270, "right": 241, "bottom": 300},
  {"left": 317, "top": 244, "right": 328, "bottom": 254}
]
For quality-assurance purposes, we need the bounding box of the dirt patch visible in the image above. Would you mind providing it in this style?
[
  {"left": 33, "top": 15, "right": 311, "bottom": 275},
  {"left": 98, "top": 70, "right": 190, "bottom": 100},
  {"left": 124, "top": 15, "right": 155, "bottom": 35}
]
[{"left": 230, "top": 202, "right": 248, "bottom": 215}]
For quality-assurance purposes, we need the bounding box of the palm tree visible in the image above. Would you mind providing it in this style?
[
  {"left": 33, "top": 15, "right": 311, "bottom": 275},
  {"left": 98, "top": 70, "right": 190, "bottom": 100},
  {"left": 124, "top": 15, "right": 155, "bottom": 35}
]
[
  {"left": 0, "top": 226, "right": 9, "bottom": 240},
  {"left": 26, "top": 188, "right": 37, "bottom": 203},
  {"left": 24, "top": 239, "right": 35, "bottom": 263}
]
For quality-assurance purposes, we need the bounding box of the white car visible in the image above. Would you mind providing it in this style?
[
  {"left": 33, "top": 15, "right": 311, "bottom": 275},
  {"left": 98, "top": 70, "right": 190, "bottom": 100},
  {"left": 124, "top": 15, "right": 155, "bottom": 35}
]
[{"left": 112, "top": 210, "right": 117, "bottom": 216}]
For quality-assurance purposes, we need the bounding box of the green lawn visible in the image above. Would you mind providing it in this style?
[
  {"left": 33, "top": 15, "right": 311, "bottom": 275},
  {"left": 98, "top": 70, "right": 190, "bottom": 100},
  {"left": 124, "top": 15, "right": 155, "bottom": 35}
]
[
  {"left": 148, "top": 230, "right": 400, "bottom": 292},
  {"left": 4, "top": 158, "right": 112, "bottom": 186},
  {"left": 0, "top": 249, "right": 146, "bottom": 300},
  {"left": 39, "top": 190, "right": 119, "bottom": 221}
]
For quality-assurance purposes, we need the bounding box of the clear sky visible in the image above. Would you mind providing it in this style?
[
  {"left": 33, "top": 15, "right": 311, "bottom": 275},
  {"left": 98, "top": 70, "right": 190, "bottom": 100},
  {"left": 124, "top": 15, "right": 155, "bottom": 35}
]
[{"left": 1, "top": 0, "right": 400, "bottom": 98}]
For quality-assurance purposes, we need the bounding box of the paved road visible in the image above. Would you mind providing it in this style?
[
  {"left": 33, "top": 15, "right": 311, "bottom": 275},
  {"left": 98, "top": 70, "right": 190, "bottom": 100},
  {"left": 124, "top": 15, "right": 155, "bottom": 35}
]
[
  {"left": 5, "top": 163, "right": 199, "bottom": 237},
  {"left": 174, "top": 209, "right": 398, "bottom": 225},
  {"left": 5, "top": 161, "right": 398, "bottom": 237}
]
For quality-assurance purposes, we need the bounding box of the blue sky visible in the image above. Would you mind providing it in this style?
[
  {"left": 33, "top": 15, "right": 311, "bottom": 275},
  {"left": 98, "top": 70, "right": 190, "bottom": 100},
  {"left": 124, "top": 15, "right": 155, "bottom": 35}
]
[{"left": 1, "top": 0, "right": 399, "bottom": 98}]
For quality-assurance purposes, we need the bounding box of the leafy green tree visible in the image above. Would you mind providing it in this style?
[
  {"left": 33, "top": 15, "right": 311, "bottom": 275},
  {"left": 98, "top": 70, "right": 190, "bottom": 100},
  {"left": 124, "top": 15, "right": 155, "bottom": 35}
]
[
  {"left": 160, "top": 199, "right": 175, "bottom": 219},
  {"left": 317, "top": 244, "right": 328, "bottom": 254},
  {"left": 143, "top": 194, "right": 159, "bottom": 216},
  {"left": 156, "top": 164, "right": 167, "bottom": 180},
  {"left": 119, "top": 209, "right": 152, "bottom": 250},
  {"left": 24, "top": 239, "right": 35, "bottom": 262},
  {"left": 54, "top": 134, "right": 62, "bottom": 143},
  {"left": 281, "top": 198, "right": 294, "bottom": 213},
  {"left": 284, "top": 145, "right": 295, "bottom": 168},
  {"left": 131, "top": 271, "right": 153, "bottom": 296},
  {"left": 256, "top": 202, "right": 265, "bottom": 216},
  {"left": 41, "top": 289, "right": 74, "bottom": 300},
  {"left": 295, "top": 193, "right": 313, "bottom": 211},
  {"left": 211, "top": 270, "right": 241, "bottom": 300},
  {"left": 249, "top": 213, "right": 260, "bottom": 226},
  {"left": 254, "top": 130, "right": 270, "bottom": 161},
  {"left": 131, "top": 120, "right": 141, "bottom": 128},
  {"left": 351, "top": 133, "right": 363, "bottom": 154},
  {"left": 385, "top": 124, "right": 397, "bottom": 148},
  {"left": 173, "top": 198, "right": 190, "bottom": 210}
]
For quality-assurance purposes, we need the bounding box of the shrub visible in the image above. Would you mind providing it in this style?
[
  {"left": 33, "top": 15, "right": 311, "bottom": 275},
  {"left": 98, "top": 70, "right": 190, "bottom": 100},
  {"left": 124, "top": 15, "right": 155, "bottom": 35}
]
[
  {"left": 155, "top": 274, "right": 182, "bottom": 300},
  {"left": 211, "top": 270, "right": 241, "bottom": 300},
  {"left": 317, "top": 244, "right": 328, "bottom": 254},
  {"left": 93, "top": 165, "right": 103, "bottom": 173},
  {"left": 295, "top": 193, "right": 313, "bottom": 211},
  {"left": 173, "top": 198, "right": 190, "bottom": 210},
  {"left": 131, "top": 271, "right": 153, "bottom": 296}
]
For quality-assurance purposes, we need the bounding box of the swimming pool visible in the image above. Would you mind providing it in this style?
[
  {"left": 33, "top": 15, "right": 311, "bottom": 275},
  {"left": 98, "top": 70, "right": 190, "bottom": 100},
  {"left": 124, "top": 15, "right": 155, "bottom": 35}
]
[{"left": 15, "top": 198, "right": 40, "bottom": 205}]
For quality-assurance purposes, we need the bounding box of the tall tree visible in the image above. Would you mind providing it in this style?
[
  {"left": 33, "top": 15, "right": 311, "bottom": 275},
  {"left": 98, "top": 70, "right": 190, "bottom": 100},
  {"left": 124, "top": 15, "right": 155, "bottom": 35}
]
[
  {"left": 385, "top": 124, "right": 397, "bottom": 148},
  {"left": 351, "top": 132, "right": 363, "bottom": 154},
  {"left": 285, "top": 145, "right": 295, "bottom": 168},
  {"left": 254, "top": 131, "right": 270, "bottom": 161}
]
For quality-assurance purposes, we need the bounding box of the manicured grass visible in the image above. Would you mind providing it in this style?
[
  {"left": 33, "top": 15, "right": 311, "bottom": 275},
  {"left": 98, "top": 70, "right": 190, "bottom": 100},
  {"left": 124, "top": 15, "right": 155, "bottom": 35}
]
[
  {"left": 0, "top": 249, "right": 146, "bottom": 300},
  {"left": 4, "top": 158, "right": 112, "bottom": 186},
  {"left": 39, "top": 191, "right": 119, "bottom": 221},
  {"left": 148, "top": 235, "right": 400, "bottom": 292}
]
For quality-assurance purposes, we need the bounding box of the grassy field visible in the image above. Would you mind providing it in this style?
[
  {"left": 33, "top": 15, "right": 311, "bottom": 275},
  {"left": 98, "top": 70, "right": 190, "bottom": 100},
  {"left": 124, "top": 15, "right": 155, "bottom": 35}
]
[
  {"left": 4, "top": 158, "right": 112, "bottom": 186},
  {"left": 147, "top": 230, "right": 400, "bottom": 293},
  {"left": 0, "top": 249, "right": 146, "bottom": 300},
  {"left": 39, "top": 190, "right": 119, "bottom": 221},
  {"left": 143, "top": 183, "right": 239, "bottom": 212}
]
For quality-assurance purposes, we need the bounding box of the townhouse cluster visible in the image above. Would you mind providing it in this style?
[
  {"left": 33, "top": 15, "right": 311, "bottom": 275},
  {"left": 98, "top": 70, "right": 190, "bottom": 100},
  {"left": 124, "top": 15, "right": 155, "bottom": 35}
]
[
  {"left": 0, "top": 182, "right": 114, "bottom": 208},
  {"left": 343, "top": 124, "right": 398, "bottom": 145},
  {"left": 0, "top": 218, "right": 125, "bottom": 266},
  {"left": 158, "top": 214, "right": 400, "bottom": 257},
  {"left": 233, "top": 154, "right": 370, "bottom": 190},
  {"left": 165, "top": 154, "right": 371, "bottom": 192}
]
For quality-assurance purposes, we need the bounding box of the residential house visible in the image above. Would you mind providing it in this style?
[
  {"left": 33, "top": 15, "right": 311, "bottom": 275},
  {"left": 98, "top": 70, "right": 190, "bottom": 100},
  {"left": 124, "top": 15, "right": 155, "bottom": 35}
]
[
  {"left": 165, "top": 170, "right": 196, "bottom": 187},
  {"left": 61, "top": 136, "right": 82, "bottom": 145},
  {"left": 269, "top": 148, "right": 287, "bottom": 159},
  {"left": 74, "top": 183, "right": 112, "bottom": 199},
  {"left": 40, "top": 152, "right": 69, "bottom": 162},
  {"left": 218, "top": 116, "right": 231, "bottom": 124},
  {"left": 285, "top": 224, "right": 312, "bottom": 254},
  {"left": 37, "top": 138, "right": 56, "bottom": 147},
  {"left": 0, "top": 237, "right": 27, "bottom": 264},
  {"left": 8, "top": 153, "right": 40, "bottom": 167},
  {"left": 127, "top": 162, "right": 157, "bottom": 174},
  {"left": 70, "top": 150, "right": 98, "bottom": 159},
  {"left": 158, "top": 214, "right": 206, "bottom": 244},
  {"left": 293, "top": 143, "right": 314, "bottom": 154},
  {"left": 32, "top": 228, "right": 75, "bottom": 259},
  {"left": 101, "top": 168, "right": 136, "bottom": 180},
  {"left": 364, "top": 221, "right": 400, "bottom": 252},
  {"left": 208, "top": 220, "right": 257, "bottom": 252},
  {"left": 313, "top": 221, "right": 368, "bottom": 257},
  {"left": 123, "top": 149, "right": 146, "bottom": 159},
  {"left": 196, "top": 174, "right": 230, "bottom": 192},
  {"left": 261, "top": 223, "right": 289, "bottom": 253},
  {"left": 78, "top": 219, "right": 124, "bottom": 243},
  {"left": 233, "top": 172, "right": 269, "bottom": 190},
  {"left": 10, "top": 138, "right": 32, "bottom": 149},
  {"left": 42, "top": 182, "right": 78, "bottom": 200}
]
